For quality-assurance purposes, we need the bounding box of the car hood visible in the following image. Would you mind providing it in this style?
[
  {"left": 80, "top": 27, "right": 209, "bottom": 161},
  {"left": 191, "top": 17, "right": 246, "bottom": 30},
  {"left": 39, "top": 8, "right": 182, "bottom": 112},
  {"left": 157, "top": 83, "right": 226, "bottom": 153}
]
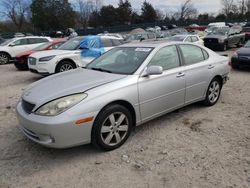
[
  {"left": 16, "top": 50, "right": 35, "bottom": 58},
  {"left": 237, "top": 47, "right": 250, "bottom": 56},
  {"left": 30, "top": 49, "right": 78, "bottom": 59},
  {"left": 204, "top": 35, "right": 226, "bottom": 39},
  {"left": 22, "top": 68, "right": 126, "bottom": 106}
]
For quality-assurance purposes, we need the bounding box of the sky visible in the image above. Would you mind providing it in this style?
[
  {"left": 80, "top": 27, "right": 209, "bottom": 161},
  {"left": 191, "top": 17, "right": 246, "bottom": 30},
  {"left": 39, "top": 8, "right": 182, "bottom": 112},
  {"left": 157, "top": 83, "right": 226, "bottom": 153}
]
[{"left": 101, "top": 0, "right": 222, "bottom": 14}]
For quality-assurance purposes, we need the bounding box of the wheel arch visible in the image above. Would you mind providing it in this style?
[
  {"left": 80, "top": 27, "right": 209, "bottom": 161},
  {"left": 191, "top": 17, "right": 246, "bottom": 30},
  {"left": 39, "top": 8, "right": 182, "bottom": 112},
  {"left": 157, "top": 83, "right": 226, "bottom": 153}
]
[
  {"left": 95, "top": 100, "right": 137, "bottom": 128},
  {"left": 55, "top": 58, "right": 77, "bottom": 72},
  {"left": 0, "top": 51, "right": 12, "bottom": 58}
]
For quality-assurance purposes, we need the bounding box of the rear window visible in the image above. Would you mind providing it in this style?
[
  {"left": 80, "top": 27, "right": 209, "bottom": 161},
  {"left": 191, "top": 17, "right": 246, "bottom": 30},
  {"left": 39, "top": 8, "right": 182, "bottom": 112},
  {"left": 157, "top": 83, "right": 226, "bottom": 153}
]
[{"left": 179, "top": 44, "right": 205, "bottom": 65}]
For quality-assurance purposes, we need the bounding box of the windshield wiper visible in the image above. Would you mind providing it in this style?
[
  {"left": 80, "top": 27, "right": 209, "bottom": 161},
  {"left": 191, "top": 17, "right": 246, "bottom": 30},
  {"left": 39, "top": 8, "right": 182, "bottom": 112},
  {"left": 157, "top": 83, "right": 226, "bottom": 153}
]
[{"left": 90, "top": 67, "right": 113, "bottom": 73}]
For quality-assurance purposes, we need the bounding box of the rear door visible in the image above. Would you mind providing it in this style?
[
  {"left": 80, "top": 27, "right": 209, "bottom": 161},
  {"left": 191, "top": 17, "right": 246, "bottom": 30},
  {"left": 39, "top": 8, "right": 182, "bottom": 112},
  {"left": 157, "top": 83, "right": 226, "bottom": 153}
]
[
  {"left": 138, "top": 45, "right": 186, "bottom": 122},
  {"left": 178, "top": 44, "right": 214, "bottom": 104}
]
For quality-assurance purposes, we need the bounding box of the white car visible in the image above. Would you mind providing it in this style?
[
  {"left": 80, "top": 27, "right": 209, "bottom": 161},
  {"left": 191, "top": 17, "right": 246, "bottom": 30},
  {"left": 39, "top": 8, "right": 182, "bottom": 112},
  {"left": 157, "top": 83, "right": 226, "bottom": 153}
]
[
  {"left": 0, "top": 36, "right": 52, "bottom": 64},
  {"left": 28, "top": 36, "right": 124, "bottom": 75},
  {"left": 169, "top": 34, "right": 204, "bottom": 45}
]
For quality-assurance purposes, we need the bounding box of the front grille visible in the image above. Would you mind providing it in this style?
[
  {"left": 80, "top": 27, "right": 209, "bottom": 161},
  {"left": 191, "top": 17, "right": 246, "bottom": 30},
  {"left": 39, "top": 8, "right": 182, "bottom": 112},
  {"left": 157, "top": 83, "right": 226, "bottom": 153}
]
[
  {"left": 22, "top": 126, "right": 40, "bottom": 141},
  {"left": 22, "top": 99, "right": 35, "bottom": 114},
  {"left": 204, "top": 38, "right": 218, "bottom": 44},
  {"left": 28, "top": 57, "right": 36, "bottom": 65}
]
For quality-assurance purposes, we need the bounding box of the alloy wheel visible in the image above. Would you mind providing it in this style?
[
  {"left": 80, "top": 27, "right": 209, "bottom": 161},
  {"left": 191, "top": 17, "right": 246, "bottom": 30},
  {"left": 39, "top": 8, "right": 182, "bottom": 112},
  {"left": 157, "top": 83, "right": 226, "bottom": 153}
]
[
  {"left": 208, "top": 81, "right": 220, "bottom": 103},
  {"left": 100, "top": 112, "right": 129, "bottom": 146},
  {"left": 0, "top": 54, "right": 9, "bottom": 65},
  {"left": 59, "top": 64, "right": 74, "bottom": 72}
]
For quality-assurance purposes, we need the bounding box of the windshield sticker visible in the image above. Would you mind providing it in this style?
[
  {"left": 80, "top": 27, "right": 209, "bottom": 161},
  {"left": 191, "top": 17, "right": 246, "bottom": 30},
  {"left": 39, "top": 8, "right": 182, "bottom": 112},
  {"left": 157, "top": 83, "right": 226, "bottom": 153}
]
[{"left": 135, "top": 48, "right": 152, "bottom": 52}]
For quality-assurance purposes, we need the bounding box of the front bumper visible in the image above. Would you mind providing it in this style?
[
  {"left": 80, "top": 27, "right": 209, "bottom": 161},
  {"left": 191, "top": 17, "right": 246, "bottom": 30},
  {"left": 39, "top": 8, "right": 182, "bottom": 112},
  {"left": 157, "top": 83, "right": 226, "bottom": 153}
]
[
  {"left": 231, "top": 56, "right": 250, "bottom": 67},
  {"left": 16, "top": 102, "right": 97, "bottom": 148},
  {"left": 28, "top": 60, "right": 56, "bottom": 75}
]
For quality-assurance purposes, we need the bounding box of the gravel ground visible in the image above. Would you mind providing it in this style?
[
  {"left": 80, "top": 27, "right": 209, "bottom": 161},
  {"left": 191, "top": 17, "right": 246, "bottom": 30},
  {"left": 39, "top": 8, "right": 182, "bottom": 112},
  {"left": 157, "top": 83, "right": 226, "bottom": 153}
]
[{"left": 0, "top": 49, "right": 250, "bottom": 188}]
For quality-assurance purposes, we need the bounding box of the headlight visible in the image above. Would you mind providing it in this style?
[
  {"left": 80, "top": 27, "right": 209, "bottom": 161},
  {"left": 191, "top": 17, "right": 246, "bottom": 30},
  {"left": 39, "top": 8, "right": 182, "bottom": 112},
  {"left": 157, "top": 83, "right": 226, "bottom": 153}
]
[
  {"left": 35, "top": 93, "right": 87, "bottom": 116},
  {"left": 218, "top": 39, "right": 224, "bottom": 43},
  {"left": 39, "top": 55, "right": 56, "bottom": 62}
]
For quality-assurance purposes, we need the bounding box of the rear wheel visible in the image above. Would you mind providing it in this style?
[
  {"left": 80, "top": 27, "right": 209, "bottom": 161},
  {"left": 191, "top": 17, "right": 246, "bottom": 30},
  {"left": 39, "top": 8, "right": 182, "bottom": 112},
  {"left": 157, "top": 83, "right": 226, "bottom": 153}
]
[
  {"left": 203, "top": 78, "right": 222, "bottom": 106},
  {"left": 92, "top": 104, "right": 133, "bottom": 151},
  {"left": 55, "top": 61, "right": 76, "bottom": 73},
  {"left": 0, "top": 52, "right": 10, "bottom": 65}
]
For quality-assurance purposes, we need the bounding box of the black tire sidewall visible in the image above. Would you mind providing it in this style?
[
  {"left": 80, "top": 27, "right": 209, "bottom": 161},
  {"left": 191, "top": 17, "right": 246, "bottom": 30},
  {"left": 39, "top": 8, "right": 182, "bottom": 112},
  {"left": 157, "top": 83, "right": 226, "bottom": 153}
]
[
  {"left": 0, "top": 52, "right": 10, "bottom": 65},
  {"left": 55, "top": 61, "right": 75, "bottom": 73},
  {"left": 204, "top": 78, "right": 222, "bottom": 106},
  {"left": 92, "top": 104, "right": 133, "bottom": 151}
]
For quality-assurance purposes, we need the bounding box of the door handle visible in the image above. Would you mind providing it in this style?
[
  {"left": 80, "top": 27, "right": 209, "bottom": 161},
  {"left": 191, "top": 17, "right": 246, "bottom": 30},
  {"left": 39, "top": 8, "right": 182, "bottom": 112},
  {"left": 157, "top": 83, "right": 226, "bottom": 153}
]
[
  {"left": 176, "top": 72, "right": 185, "bottom": 78},
  {"left": 208, "top": 65, "right": 215, "bottom": 69}
]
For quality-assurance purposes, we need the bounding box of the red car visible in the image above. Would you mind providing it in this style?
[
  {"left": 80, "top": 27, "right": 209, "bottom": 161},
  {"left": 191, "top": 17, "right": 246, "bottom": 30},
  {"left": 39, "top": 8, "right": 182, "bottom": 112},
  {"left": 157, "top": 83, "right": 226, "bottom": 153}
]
[{"left": 14, "top": 40, "right": 65, "bottom": 70}]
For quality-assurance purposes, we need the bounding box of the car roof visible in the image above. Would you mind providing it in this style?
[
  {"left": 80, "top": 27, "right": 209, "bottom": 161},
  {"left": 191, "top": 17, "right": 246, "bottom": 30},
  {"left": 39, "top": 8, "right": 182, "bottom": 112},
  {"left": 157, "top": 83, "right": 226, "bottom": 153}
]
[
  {"left": 121, "top": 40, "right": 182, "bottom": 48},
  {"left": 174, "top": 34, "right": 198, "bottom": 37}
]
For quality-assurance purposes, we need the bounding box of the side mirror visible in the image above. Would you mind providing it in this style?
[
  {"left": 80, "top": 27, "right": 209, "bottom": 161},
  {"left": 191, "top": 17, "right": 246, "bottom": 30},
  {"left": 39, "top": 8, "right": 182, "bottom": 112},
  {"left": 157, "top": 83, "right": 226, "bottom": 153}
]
[
  {"left": 9, "top": 44, "right": 15, "bottom": 47},
  {"left": 142, "top": 66, "right": 163, "bottom": 77}
]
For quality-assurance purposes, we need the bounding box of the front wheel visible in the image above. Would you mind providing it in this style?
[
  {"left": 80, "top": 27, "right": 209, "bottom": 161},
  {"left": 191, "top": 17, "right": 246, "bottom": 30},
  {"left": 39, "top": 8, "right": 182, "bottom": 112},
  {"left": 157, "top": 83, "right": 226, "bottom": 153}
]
[
  {"left": 92, "top": 104, "right": 133, "bottom": 151},
  {"left": 0, "top": 52, "right": 10, "bottom": 65},
  {"left": 55, "top": 61, "right": 76, "bottom": 73},
  {"left": 203, "top": 78, "right": 222, "bottom": 106}
]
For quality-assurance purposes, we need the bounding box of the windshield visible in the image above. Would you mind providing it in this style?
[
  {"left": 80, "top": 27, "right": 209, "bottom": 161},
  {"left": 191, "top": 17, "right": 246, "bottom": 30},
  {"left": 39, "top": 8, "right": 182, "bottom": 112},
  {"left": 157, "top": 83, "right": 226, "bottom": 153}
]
[
  {"left": 58, "top": 37, "right": 83, "bottom": 50},
  {"left": 33, "top": 42, "right": 52, "bottom": 51},
  {"left": 210, "top": 27, "right": 229, "bottom": 35},
  {"left": 0, "top": 38, "right": 15, "bottom": 46},
  {"left": 87, "top": 47, "right": 153, "bottom": 75},
  {"left": 244, "top": 40, "right": 250, "bottom": 48},
  {"left": 170, "top": 36, "right": 186, "bottom": 41}
]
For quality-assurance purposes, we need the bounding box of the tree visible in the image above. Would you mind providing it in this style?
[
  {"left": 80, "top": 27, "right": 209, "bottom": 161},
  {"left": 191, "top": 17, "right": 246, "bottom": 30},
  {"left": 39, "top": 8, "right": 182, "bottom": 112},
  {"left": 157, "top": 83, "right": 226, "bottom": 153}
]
[
  {"left": 0, "top": 0, "right": 30, "bottom": 31},
  {"left": 99, "top": 5, "right": 118, "bottom": 26},
  {"left": 76, "top": 0, "right": 94, "bottom": 29},
  {"left": 31, "top": 0, "right": 76, "bottom": 31},
  {"left": 178, "top": 0, "right": 198, "bottom": 20},
  {"left": 141, "top": 1, "right": 157, "bottom": 22},
  {"left": 116, "top": 0, "right": 132, "bottom": 24},
  {"left": 221, "top": 0, "right": 236, "bottom": 17}
]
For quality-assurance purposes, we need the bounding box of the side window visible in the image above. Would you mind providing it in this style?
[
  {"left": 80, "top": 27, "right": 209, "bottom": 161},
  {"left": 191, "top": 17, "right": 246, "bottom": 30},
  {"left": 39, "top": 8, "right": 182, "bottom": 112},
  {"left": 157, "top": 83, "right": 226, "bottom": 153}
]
[
  {"left": 13, "top": 39, "right": 28, "bottom": 46},
  {"left": 185, "top": 37, "right": 192, "bottom": 42},
  {"left": 191, "top": 36, "right": 198, "bottom": 42},
  {"left": 180, "top": 45, "right": 205, "bottom": 65},
  {"left": 51, "top": 43, "right": 62, "bottom": 49},
  {"left": 35, "top": 38, "right": 49, "bottom": 43},
  {"left": 102, "top": 39, "right": 113, "bottom": 47},
  {"left": 148, "top": 45, "right": 180, "bottom": 71},
  {"left": 202, "top": 49, "right": 209, "bottom": 60}
]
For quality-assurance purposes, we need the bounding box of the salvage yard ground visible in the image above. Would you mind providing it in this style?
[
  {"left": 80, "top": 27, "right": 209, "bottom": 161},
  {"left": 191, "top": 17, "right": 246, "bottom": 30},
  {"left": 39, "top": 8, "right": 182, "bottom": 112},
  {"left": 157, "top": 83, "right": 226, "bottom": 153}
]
[{"left": 0, "top": 49, "right": 250, "bottom": 188}]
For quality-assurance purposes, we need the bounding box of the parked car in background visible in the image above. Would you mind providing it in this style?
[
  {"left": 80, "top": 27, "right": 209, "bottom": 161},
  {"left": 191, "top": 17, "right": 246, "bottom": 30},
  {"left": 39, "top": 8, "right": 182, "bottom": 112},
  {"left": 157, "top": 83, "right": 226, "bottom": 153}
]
[
  {"left": 242, "top": 26, "right": 250, "bottom": 42},
  {"left": 169, "top": 34, "right": 204, "bottom": 45},
  {"left": 231, "top": 40, "right": 250, "bottom": 69},
  {"left": 16, "top": 41, "right": 230, "bottom": 150},
  {"left": 125, "top": 32, "right": 156, "bottom": 42},
  {"left": 204, "top": 26, "right": 245, "bottom": 51},
  {"left": 28, "top": 36, "right": 123, "bottom": 75},
  {"left": 167, "top": 28, "right": 188, "bottom": 36},
  {"left": 186, "top": 24, "right": 207, "bottom": 32},
  {"left": 0, "top": 36, "right": 52, "bottom": 65},
  {"left": 205, "top": 22, "right": 226, "bottom": 33},
  {"left": 14, "top": 40, "right": 65, "bottom": 70}
]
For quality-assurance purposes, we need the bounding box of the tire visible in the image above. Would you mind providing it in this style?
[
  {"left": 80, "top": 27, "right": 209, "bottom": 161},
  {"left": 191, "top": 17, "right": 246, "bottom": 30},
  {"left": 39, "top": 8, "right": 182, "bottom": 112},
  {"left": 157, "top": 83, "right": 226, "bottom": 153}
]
[
  {"left": 231, "top": 63, "right": 239, "bottom": 69},
  {"left": 203, "top": 78, "right": 222, "bottom": 106},
  {"left": 55, "top": 61, "right": 76, "bottom": 73},
  {"left": 91, "top": 104, "right": 133, "bottom": 151},
  {"left": 14, "top": 59, "right": 29, "bottom": 70},
  {"left": 221, "top": 43, "right": 228, "bottom": 51},
  {"left": 237, "top": 39, "right": 244, "bottom": 47},
  {"left": 0, "top": 52, "right": 10, "bottom": 65}
]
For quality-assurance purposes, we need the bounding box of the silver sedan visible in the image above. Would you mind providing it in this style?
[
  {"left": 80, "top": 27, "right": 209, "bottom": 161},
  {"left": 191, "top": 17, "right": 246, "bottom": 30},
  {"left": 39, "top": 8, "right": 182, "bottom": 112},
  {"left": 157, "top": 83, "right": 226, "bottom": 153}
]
[{"left": 16, "top": 41, "right": 230, "bottom": 150}]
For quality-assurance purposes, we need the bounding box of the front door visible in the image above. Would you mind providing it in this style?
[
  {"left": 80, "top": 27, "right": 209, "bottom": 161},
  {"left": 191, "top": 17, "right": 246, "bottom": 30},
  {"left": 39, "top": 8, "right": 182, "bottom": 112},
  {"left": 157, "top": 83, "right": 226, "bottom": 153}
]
[{"left": 138, "top": 45, "right": 186, "bottom": 122}]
